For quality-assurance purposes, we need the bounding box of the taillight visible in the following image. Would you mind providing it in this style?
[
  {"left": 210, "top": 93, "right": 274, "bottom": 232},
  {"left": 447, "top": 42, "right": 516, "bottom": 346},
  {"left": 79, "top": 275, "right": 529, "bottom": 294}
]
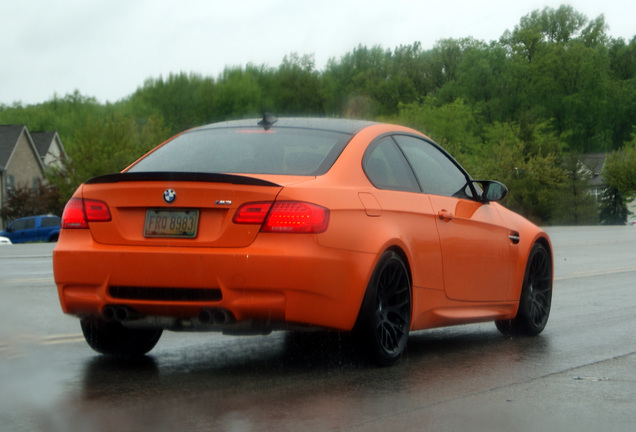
[
  {"left": 232, "top": 202, "right": 273, "bottom": 224},
  {"left": 84, "top": 199, "right": 111, "bottom": 222},
  {"left": 61, "top": 198, "right": 111, "bottom": 229},
  {"left": 263, "top": 201, "right": 329, "bottom": 233},
  {"left": 234, "top": 201, "right": 329, "bottom": 233}
]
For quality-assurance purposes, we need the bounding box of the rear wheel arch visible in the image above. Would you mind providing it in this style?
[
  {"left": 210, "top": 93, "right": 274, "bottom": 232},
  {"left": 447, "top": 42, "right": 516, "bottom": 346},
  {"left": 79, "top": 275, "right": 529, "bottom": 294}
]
[
  {"left": 362, "top": 245, "right": 414, "bottom": 316},
  {"left": 354, "top": 247, "right": 413, "bottom": 365},
  {"left": 384, "top": 246, "right": 413, "bottom": 289}
]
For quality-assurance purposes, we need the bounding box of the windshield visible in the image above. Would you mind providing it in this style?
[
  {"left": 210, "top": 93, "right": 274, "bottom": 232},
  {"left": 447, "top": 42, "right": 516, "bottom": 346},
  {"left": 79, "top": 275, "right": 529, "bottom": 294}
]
[{"left": 128, "top": 127, "right": 353, "bottom": 176}]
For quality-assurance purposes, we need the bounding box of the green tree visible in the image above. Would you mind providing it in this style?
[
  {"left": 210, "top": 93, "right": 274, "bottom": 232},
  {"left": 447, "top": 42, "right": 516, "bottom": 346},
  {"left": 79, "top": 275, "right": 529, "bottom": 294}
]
[
  {"left": 477, "top": 122, "right": 566, "bottom": 224},
  {"left": 531, "top": 40, "right": 611, "bottom": 152},
  {"left": 0, "top": 183, "right": 62, "bottom": 221},
  {"left": 607, "top": 38, "right": 636, "bottom": 147},
  {"left": 603, "top": 137, "right": 636, "bottom": 194},
  {"left": 391, "top": 98, "right": 482, "bottom": 163},
  {"left": 552, "top": 153, "right": 599, "bottom": 225},
  {"left": 323, "top": 45, "right": 392, "bottom": 117},
  {"left": 271, "top": 53, "right": 326, "bottom": 115},
  {"left": 125, "top": 73, "right": 216, "bottom": 135},
  {"left": 47, "top": 113, "right": 169, "bottom": 202},
  {"left": 0, "top": 91, "right": 107, "bottom": 138},
  {"left": 212, "top": 65, "right": 269, "bottom": 120},
  {"left": 448, "top": 41, "right": 510, "bottom": 123},
  {"left": 391, "top": 43, "right": 431, "bottom": 98},
  {"left": 598, "top": 186, "right": 631, "bottom": 225},
  {"left": 501, "top": 5, "right": 589, "bottom": 48},
  {"left": 500, "top": 6, "right": 614, "bottom": 153}
]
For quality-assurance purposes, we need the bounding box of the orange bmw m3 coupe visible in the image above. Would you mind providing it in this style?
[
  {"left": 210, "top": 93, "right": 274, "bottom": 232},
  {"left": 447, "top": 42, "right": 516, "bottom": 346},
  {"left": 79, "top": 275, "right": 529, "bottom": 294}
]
[{"left": 53, "top": 116, "right": 553, "bottom": 365}]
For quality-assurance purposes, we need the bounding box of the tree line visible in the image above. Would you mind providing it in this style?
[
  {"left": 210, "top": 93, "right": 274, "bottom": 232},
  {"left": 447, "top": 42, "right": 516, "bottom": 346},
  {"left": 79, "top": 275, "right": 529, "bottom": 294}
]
[{"left": 1, "top": 5, "right": 635, "bottom": 225}]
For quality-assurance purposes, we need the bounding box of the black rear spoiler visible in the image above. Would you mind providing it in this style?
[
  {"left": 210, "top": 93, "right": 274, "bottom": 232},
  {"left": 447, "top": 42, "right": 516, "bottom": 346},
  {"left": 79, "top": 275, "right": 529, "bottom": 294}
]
[{"left": 85, "top": 172, "right": 281, "bottom": 187}]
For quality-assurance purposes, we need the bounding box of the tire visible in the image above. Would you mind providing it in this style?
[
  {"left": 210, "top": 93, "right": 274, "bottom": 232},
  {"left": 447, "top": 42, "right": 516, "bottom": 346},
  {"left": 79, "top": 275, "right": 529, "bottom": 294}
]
[
  {"left": 496, "top": 243, "right": 552, "bottom": 337},
  {"left": 355, "top": 251, "right": 412, "bottom": 366},
  {"left": 80, "top": 318, "right": 162, "bottom": 357}
]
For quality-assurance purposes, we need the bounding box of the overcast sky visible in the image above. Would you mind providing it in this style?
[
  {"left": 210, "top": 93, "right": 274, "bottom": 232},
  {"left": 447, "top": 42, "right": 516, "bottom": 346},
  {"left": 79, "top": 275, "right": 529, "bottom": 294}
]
[{"left": 1, "top": 0, "right": 634, "bottom": 106}]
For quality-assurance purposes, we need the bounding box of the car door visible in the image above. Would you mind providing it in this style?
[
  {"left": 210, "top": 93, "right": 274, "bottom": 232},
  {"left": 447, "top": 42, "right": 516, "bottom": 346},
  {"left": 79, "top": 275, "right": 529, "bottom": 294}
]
[
  {"left": 38, "top": 216, "right": 60, "bottom": 241},
  {"left": 24, "top": 217, "right": 38, "bottom": 242},
  {"left": 393, "top": 135, "right": 511, "bottom": 302},
  {"left": 8, "top": 218, "right": 37, "bottom": 243},
  {"left": 362, "top": 136, "right": 445, "bottom": 295}
]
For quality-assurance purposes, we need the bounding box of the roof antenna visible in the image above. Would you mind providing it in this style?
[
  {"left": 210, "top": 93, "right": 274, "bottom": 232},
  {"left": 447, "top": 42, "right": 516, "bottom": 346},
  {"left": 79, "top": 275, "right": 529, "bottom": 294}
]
[{"left": 258, "top": 113, "right": 278, "bottom": 130}]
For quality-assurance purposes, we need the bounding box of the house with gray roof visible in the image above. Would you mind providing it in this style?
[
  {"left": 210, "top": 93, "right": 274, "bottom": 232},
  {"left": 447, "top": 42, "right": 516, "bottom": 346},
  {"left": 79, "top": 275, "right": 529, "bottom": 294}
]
[
  {"left": 0, "top": 125, "right": 68, "bottom": 228},
  {"left": 31, "top": 131, "right": 66, "bottom": 170},
  {"left": 578, "top": 153, "right": 636, "bottom": 216},
  {"left": 580, "top": 153, "right": 607, "bottom": 201}
]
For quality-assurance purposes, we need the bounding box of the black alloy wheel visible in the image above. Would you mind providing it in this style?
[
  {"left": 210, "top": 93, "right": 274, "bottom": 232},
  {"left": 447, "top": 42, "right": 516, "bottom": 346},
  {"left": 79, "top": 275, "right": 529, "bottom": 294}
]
[
  {"left": 356, "top": 251, "right": 412, "bottom": 366},
  {"left": 496, "top": 243, "right": 552, "bottom": 336},
  {"left": 80, "top": 318, "right": 163, "bottom": 357}
]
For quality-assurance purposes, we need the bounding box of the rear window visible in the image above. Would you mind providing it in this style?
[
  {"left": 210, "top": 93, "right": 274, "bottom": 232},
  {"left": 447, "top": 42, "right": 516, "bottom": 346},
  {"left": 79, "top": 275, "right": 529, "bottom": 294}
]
[{"left": 128, "top": 127, "right": 353, "bottom": 176}]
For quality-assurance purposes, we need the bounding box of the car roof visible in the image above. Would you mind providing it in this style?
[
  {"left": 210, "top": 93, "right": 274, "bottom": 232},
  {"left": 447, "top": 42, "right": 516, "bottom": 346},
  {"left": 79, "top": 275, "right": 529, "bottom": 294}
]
[
  {"left": 13, "top": 214, "right": 58, "bottom": 220},
  {"left": 193, "top": 117, "right": 380, "bottom": 135}
]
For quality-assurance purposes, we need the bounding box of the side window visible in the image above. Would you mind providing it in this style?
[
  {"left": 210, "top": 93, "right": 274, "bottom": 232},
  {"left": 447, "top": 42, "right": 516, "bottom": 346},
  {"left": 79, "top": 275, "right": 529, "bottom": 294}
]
[
  {"left": 11, "top": 218, "right": 35, "bottom": 231},
  {"left": 6, "top": 175, "right": 15, "bottom": 195},
  {"left": 363, "top": 137, "right": 420, "bottom": 193},
  {"left": 393, "top": 135, "right": 471, "bottom": 198},
  {"left": 41, "top": 217, "right": 61, "bottom": 228},
  {"left": 10, "top": 220, "right": 24, "bottom": 231}
]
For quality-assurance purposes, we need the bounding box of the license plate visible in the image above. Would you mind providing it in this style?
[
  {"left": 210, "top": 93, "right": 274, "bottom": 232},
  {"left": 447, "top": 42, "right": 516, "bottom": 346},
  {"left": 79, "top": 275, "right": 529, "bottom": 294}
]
[{"left": 144, "top": 209, "right": 199, "bottom": 238}]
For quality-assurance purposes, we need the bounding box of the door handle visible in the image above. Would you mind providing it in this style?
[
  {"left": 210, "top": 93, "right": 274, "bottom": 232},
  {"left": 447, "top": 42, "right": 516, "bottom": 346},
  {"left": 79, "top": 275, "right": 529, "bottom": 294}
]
[
  {"left": 508, "top": 232, "right": 520, "bottom": 244},
  {"left": 438, "top": 209, "right": 454, "bottom": 222}
]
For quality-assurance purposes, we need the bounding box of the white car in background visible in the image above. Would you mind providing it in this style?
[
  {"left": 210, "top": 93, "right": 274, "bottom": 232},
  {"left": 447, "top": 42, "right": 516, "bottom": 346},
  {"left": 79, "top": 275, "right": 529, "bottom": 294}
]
[{"left": 0, "top": 236, "right": 12, "bottom": 245}]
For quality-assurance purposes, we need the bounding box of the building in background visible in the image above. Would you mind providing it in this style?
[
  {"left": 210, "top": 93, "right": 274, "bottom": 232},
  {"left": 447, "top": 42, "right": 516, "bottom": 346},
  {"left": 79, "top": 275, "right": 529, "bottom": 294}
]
[{"left": 0, "top": 125, "right": 67, "bottom": 229}]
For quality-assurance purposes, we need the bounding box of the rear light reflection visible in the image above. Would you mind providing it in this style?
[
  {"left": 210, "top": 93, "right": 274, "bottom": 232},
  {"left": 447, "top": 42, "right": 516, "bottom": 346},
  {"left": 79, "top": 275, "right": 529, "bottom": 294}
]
[
  {"left": 61, "top": 198, "right": 111, "bottom": 229},
  {"left": 234, "top": 201, "right": 329, "bottom": 233}
]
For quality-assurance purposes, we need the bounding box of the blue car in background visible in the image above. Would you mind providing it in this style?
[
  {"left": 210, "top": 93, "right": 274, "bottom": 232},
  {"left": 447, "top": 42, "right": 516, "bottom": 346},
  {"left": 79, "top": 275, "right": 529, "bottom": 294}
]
[{"left": 0, "top": 215, "right": 60, "bottom": 243}]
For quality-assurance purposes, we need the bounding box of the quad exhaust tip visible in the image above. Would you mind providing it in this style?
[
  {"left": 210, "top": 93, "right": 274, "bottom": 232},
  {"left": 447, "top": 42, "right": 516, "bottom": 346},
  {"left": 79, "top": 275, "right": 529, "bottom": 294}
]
[
  {"left": 102, "top": 305, "right": 142, "bottom": 322},
  {"left": 101, "top": 305, "right": 235, "bottom": 326},
  {"left": 198, "top": 308, "right": 234, "bottom": 325}
]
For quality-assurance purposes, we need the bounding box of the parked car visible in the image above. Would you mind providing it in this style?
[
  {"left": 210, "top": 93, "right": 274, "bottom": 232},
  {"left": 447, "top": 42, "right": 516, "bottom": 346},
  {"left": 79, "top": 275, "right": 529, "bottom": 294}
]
[
  {"left": 0, "top": 215, "right": 60, "bottom": 243},
  {"left": 53, "top": 116, "right": 553, "bottom": 365},
  {"left": 0, "top": 236, "right": 11, "bottom": 245}
]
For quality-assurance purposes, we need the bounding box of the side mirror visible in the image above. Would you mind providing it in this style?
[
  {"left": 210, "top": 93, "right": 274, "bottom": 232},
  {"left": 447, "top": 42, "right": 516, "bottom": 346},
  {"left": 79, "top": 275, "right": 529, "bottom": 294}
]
[
  {"left": 474, "top": 180, "right": 508, "bottom": 203},
  {"left": 5, "top": 226, "right": 12, "bottom": 233}
]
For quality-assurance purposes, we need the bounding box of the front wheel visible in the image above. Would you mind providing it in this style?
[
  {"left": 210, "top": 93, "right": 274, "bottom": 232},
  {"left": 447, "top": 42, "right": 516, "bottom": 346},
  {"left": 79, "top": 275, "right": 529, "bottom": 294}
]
[
  {"left": 80, "top": 318, "right": 162, "bottom": 357},
  {"left": 496, "top": 243, "right": 552, "bottom": 336},
  {"left": 355, "top": 251, "right": 412, "bottom": 366}
]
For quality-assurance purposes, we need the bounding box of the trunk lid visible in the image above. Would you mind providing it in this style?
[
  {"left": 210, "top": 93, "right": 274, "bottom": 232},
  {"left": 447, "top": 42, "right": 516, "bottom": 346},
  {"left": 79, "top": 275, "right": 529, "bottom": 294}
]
[{"left": 80, "top": 172, "right": 288, "bottom": 248}]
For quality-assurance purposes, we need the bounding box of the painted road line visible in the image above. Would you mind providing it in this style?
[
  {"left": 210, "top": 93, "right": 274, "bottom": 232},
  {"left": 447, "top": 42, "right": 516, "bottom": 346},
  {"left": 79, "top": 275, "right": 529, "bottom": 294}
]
[
  {"left": 0, "top": 333, "right": 84, "bottom": 359},
  {"left": 555, "top": 266, "right": 636, "bottom": 281}
]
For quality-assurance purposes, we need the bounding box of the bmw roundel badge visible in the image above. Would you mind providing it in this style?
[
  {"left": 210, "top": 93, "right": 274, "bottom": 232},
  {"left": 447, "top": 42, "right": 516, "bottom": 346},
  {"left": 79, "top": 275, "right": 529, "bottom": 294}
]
[{"left": 163, "top": 189, "right": 177, "bottom": 204}]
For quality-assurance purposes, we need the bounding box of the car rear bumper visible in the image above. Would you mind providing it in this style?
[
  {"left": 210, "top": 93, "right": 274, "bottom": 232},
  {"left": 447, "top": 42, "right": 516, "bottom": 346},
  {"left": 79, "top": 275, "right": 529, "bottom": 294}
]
[{"left": 53, "top": 230, "right": 375, "bottom": 331}]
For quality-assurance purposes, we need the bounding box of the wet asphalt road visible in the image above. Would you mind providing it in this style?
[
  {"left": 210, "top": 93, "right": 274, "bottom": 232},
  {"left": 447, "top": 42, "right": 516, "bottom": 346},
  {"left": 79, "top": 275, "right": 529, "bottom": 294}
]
[{"left": 1, "top": 226, "right": 635, "bottom": 432}]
